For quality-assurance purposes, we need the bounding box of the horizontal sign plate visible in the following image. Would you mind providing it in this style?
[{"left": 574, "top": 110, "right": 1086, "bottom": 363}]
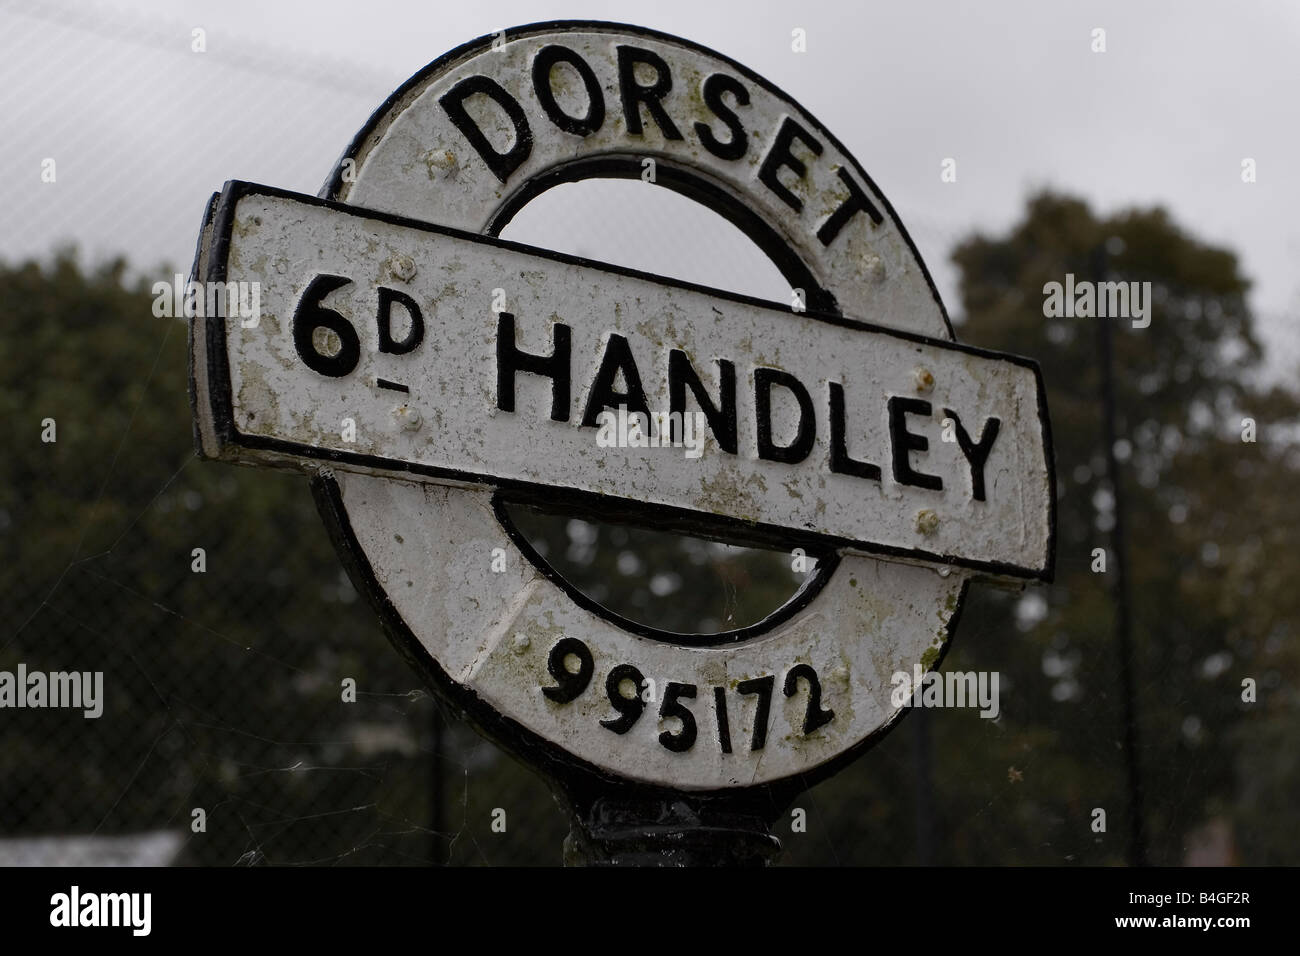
[{"left": 193, "top": 182, "right": 1053, "bottom": 579}]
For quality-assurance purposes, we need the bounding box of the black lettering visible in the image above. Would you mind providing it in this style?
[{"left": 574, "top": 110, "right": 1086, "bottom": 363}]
[
  {"left": 600, "top": 664, "right": 646, "bottom": 734},
  {"left": 784, "top": 664, "right": 834, "bottom": 734},
  {"left": 693, "top": 73, "right": 749, "bottom": 161},
  {"left": 376, "top": 287, "right": 424, "bottom": 354},
  {"left": 668, "top": 350, "right": 737, "bottom": 453},
  {"left": 816, "top": 166, "right": 883, "bottom": 246},
  {"left": 713, "top": 687, "right": 732, "bottom": 754},
  {"left": 944, "top": 408, "right": 1001, "bottom": 502},
  {"left": 888, "top": 396, "right": 942, "bottom": 491},
  {"left": 758, "top": 116, "right": 823, "bottom": 212},
  {"left": 755, "top": 367, "right": 816, "bottom": 464},
  {"left": 737, "top": 675, "right": 774, "bottom": 751},
  {"left": 531, "top": 45, "right": 605, "bottom": 136},
  {"left": 541, "top": 637, "right": 593, "bottom": 703},
  {"left": 616, "top": 45, "right": 683, "bottom": 140},
  {"left": 828, "top": 382, "right": 881, "bottom": 481},
  {"left": 438, "top": 75, "right": 532, "bottom": 184},
  {"left": 658, "top": 682, "right": 697, "bottom": 753},
  {"left": 581, "top": 333, "right": 651, "bottom": 426},
  {"left": 292, "top": 274, "right": 359, "bottom": 378},
  {"left": 496, "top": 313, "right": 570, "bottom": 422}
]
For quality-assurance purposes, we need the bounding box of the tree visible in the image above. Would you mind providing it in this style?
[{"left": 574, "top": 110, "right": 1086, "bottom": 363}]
[
  {"left": 936, "top": 192, "right": 1300, "bottom": 864},
  {"left": 0, "top": 251, "right": 454, "bottom": 864}
]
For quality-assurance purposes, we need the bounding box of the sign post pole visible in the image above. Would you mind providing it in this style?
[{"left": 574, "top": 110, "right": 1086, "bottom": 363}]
[
  {"left": 189, "top": 22, "right": 1055, "bottom": 866},
  {"left": 558, "top": 781, "right": 784, "bottom": 867}
]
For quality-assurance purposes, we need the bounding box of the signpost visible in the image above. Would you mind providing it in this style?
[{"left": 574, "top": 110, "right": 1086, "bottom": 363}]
[{"left": 189, "top": 20, "right": 1054, "bottom": 865}]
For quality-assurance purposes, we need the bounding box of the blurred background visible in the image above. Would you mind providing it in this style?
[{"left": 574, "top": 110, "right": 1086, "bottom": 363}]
[{"left": 1, "top": 0, "right": 1297, "bottom": 865}]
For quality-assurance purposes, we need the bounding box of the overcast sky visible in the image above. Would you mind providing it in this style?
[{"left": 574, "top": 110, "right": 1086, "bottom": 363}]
[{"left": 5, "top": 0, "right": 1298, "bottom": 375}]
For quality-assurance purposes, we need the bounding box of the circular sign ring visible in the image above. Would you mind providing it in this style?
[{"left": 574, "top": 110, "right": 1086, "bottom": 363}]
[{"left": 315, "top": 21, "right": 968, "bottom": 794}]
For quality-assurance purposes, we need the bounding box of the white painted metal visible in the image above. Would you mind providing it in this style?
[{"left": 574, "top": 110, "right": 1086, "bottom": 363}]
[{"left": 191, "top": 24, "right": 1051, "bottom": 789}]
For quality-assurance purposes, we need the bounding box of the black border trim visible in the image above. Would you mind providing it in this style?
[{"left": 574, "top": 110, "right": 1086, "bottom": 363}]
[
  {"left": 186, "top": 191, "right": 221, "bottom": 456},
  {"left": 493, "top": 495, "right": 841, "bottom": 647},
  {"left": 482, "top": 155, "right": 838, "bottom": 314}
]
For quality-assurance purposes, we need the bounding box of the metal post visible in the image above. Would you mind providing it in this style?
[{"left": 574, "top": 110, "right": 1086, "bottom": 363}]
[
  {"left": 556, "top": 779, "right": 785, "bottom": 866},
  {"left": 1093, "top": 242, "right": 1148, "bottom": 866}
]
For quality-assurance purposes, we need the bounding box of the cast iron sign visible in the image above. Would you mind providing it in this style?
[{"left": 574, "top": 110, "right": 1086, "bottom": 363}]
[{"left": 190, "top": 21, "right": 1054, "bottom": 795}]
